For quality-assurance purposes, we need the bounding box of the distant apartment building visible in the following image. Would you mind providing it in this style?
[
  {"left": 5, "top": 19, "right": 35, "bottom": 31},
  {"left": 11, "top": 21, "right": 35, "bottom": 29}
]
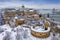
[{"left": 44, "top": 8, "right": 60, "bottom": 22}]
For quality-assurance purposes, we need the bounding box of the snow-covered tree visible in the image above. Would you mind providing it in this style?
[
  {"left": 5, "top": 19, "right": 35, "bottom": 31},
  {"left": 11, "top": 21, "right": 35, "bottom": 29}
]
[
  {"left": 51, "top": 33, "right": 58, "bottom": 40},
  {"left": 23, "top": 29, "right": 28, "bottom": 39},
  {"left": 0, "top": 27, "right": 4, "bottom": 33},
  {"left": 16, "top": 26, "right": 24, "bottom": 40},
  {"left": 16, "top": 33, "right": 23, "bottom": 40},
  {"left": 3, "top": 31, "right": 15, "bottom": 40},
  {"left": 0, "top": 12, "right": 4, "bottom": 25}
]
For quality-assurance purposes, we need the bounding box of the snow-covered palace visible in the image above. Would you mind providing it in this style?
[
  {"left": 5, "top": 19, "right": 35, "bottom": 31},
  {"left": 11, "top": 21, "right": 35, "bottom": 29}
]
[{"left": 0, "top": 6, "right": 60, "bottom": 40}]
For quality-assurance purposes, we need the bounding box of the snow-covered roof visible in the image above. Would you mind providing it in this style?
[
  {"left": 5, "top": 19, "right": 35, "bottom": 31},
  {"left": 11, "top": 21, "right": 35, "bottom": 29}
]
[
  {"left": 57, "top": 25, "right": 60, "bottom": 28},
  {"left": 29, "top": 10, "right": 34, "bottom": 12},
  {"left": 33, "top": 14, "right": 39, "bottom": 16},
  {"left": 14, "top": 17, "right": 18, "bottom": 19},
  {"left": 22, "top": 24, "right": 28, "bottom": 26},
  {"left": 19, "top": 19, "right": 24, "bottom": 20}
]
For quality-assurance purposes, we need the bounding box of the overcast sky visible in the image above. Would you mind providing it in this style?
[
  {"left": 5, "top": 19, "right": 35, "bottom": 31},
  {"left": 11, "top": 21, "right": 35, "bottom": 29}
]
[{"left": 0, "top": 0, "right": 60, "bottom": 9}]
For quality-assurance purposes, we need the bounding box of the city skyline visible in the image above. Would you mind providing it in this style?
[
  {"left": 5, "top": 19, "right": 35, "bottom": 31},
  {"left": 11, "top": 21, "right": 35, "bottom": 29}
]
[{"left": 0, "top": 0, "right": 60, "bottom": 9}]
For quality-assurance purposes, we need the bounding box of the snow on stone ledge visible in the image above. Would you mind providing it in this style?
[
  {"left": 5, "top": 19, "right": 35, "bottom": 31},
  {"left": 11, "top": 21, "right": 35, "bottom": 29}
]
[
  {"left": 57, "top": 25, "right": 60, "bottom": 28},
  {"left": 31, "top": 26, "right": 50, "bottom": 32}
]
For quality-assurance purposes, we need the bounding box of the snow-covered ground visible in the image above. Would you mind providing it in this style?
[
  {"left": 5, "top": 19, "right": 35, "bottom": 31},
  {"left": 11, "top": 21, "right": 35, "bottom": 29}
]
[{"left": 0, "top": 24, "right": 60, "bottom": 40}]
